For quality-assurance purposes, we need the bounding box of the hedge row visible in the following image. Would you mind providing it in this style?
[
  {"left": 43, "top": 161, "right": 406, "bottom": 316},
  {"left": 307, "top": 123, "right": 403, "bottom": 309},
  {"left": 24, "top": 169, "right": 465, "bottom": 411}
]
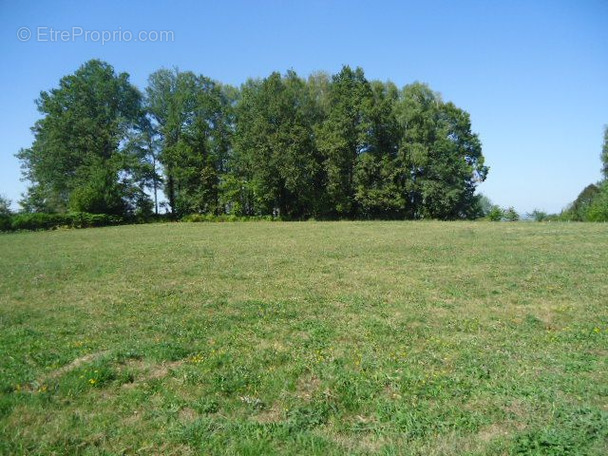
[
  {"left": 0, "top": 212, "right": 123, "bottom": 232},
  {"left": 0, "top": 212, "right": 283, "bottom": 232},
  {"left": 181, "top": 214, "right": 280, "bottom": 223}
]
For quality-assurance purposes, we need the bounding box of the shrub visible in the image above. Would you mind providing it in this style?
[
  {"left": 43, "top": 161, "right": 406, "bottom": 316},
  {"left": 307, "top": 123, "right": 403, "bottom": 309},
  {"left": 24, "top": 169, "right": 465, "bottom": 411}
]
[
  {"left": 487, "top": 206, "right": 504, "bottom": 222},
  {"left": 182, "top": 214, "right": 215, "bottom": 223},
  {"left": 10, "top": 213, "right": 65, "bottom": 231},
  {"left": 0, "top": 215, "right": 11, "bottom": 232},
  {"left": 181, "top": 214, "right": 281, "bottom": 223},
  {"left": 528, "top": 209, "right": 548, "bottom": 222},
  {"left": 2, "top": 212, "right": 123, "bottom": 232},
  {"left": 503, "top": 206, "right": 520, "bottom": 222}
]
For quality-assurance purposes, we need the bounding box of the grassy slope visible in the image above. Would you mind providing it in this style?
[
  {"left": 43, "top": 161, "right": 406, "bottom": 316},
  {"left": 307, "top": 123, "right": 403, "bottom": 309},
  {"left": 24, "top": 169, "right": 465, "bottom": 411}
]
[{"left": 0, "top": 221, "right": 606, "bottom": 455}]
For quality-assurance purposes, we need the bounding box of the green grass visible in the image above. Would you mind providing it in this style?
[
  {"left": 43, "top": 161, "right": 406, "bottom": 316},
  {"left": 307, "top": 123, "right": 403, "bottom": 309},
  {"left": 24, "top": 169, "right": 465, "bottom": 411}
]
[{"left": 0, "top": 221, "right": 607, "bottom": 455}]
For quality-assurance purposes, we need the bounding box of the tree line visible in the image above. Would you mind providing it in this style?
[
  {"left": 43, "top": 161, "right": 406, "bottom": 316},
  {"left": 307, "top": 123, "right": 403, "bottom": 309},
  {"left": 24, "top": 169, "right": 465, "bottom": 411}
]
[
  {"left": 15, "top": 60, "right": 489, "bottom": 221},
  {"left": 540, "top": 127, "right": 608, "bottom": 222}
]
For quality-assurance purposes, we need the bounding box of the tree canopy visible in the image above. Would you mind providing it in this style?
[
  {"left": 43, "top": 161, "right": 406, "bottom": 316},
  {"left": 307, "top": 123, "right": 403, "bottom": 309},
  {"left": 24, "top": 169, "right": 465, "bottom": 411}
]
[
  {"left": 17, "top": 60, "right": 489, "bottom": 220},
  {"left": 17, "top": 60, "right": 143, "bottom": 215}
]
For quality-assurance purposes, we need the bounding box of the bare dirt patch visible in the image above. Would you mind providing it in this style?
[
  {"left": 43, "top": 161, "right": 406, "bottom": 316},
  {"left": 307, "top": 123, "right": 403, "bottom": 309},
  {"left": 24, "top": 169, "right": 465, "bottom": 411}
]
[
  {"left": 120, "top": 360, "right": 185, "bottom": 389},
  {"left": 179, "top": 407, "right": 198, "bottom": 423},
  {"left": 252, "top": 403, "right": 283, "bottom": 423},
  {"left": 296, "top": 374, "right": 321, "bottom": 400}
]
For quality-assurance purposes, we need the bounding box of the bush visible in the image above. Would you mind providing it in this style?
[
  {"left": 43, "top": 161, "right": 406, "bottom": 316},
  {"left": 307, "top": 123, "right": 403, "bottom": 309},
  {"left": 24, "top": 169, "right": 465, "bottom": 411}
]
[
  {"left": 10, "top": 213, "right": 66, "bottom": 231},
  {"left": 503, "top": 206, "right": 520, "bottom": 222},
  {"left": 2, "top": 212, "right": 123, "bottom": 232},
  {"left": 487, "top": 206, "right": 503, "bottom": 222},
  {"left": 528, "top": 209, "right": 548, "bottom": 222},
  {"left": 0, "top": 215, "right": 11, "bottom": 232},
  {"left": 485, "top": 205, "right": 519, "bottom": 222},
  {"left": 68, "top": 212, "right": 122, "bottom": 228},
  {"left": 181, "top": 214, "right": 280, "bottom": 223}
]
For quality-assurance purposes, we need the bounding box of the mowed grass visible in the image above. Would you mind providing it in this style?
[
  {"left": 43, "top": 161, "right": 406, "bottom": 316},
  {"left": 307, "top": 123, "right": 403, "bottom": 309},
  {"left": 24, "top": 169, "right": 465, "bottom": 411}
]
[{"left": 0, "top": 221, "right": 607, "bottom": 455}]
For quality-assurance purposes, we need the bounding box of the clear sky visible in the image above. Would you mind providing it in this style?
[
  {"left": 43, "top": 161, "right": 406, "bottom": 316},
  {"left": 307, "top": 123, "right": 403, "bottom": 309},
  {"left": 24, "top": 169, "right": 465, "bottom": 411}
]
[{"left": 1, "top": 0, "right": 606, "bottom": 214}]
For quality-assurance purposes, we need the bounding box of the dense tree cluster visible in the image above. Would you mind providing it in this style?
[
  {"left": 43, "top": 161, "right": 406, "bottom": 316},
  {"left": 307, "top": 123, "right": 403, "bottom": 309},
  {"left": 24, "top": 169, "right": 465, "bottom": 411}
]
[
  {"left": 559, "top": 126, "right": 608, "bottom": 222},
  {"left": 17, "top": 60, "right": 489, "bottom": 220}
]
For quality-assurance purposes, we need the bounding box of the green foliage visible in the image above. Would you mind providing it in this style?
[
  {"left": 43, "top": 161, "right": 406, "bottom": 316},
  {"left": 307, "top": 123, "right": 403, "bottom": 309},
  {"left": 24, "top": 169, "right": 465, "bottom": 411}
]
[
  {"left": 10, "top": 213, "right": 68, "bottom": 231},
  {"left": 316, "top": 66, "right": 373, "bottom": 217},
  {"left": 586, "top": 182, "right": 608, "bottom": 221},
  {"left": 560, "top": 130, "right": 608, "bottom": 222},
  {"left": 16, "top": 60, "right": 142, "bottom": 216},
  {"left": 0, "top": 196, "right": 11, "bottom": 231},
  {"left": 68, "top": 165, "right": 127, "bottom": 215},
  {"left": 218, "top": 174, "right": 252, "bottom": 216},
  {"left": 561, "top": 184, "right": 608, "bottom": 222},
  {"left": 123, "top": 116, "right": 163, "bottom": 216},
  {"left": 2, "top": 212, "right": 121, "bottom": 232},
  {"left": 488, "top": 205, "right": 504, "bottom": 221},
  {"left": 562, "top": 184, "right": 600, "bottom": 221},
  {"left": 503, "top": 206, "right": 520, "bottom": 222},
  {"left": 486, "top": 206, "right": 519, "bottom": 222},
  {"left": 0, "top": 215, "right": 11, "bottom": 232},
  {"left": 0, "top": 195, "right": 11, "bottom": 216},
  {"left": 17, "top": 61, "right": 489, "bottom": 221},
  {"left": 474, "top": 194, "right": 494, "bottom": 218},
  {"left": 145, "top": 69, "right": 234, "bottom": 217},
  {"left": 396, "top": 83, "right": 488, "bottom": 219},
  {"left": 181, "top": 214, "right": 277, "bottom": 223},
  {"left": 234, "top": 71, "right": 324, "bottom": 218},
  {"left": 528, "top": 209, "right": 549, "bottom": 221},
  {"left": 353, "top": 81, "right": 403, "bottom": 219}
]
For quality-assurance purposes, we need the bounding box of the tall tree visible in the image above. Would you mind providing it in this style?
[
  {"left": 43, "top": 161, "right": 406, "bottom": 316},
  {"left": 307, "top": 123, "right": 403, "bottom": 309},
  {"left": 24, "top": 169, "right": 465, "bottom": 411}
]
[
  {"left": 316, "top": 66, "right": 373, "bottom": 217},
  {"left": 234, "top": 71, "right": 323, "bottom": 218},
  {"left": 17, "top": 60, "right": 142, "bottom": 215},
  {"left": 124, "top": 116, "right": 163, "bottom": 215},
  {"left": 396, "top": 83, "right": 487, "bottom": 219},
  {"left": 563, "top": 183, "right": 600, "bottom": 221},
  {"left": 146, "top": 69, "right": 232, "bottom": 216},
  {"left": 395, "top": 82, "right": 441, "bottom": 219},
  {"left": 353, "top": 80, "right": 403, "bottom": 218},
  {"left": 426, "top": 101, "right": 487, "bottom": 219},
  {"left": 172, "top": 75, "right": 228, "bottom": 215},
  {"left": 145, "top": 68, "right": 182, "bottom": 215},
  {"left": 0, "top": 195, "right": 11, "bottom": 216}
]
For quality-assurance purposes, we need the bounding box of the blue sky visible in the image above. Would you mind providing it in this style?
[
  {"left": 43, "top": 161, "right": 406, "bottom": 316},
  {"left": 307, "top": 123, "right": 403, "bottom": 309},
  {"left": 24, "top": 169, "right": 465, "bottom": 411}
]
[{"left": 1, "top": 0, "right": 606, "bottom": 214}]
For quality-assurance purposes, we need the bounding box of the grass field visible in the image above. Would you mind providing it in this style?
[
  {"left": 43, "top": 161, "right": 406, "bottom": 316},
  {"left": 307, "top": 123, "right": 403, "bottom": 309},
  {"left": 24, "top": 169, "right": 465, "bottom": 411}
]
[{"left": 0, "top": 221, "right": 607, "bottom": 455}]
